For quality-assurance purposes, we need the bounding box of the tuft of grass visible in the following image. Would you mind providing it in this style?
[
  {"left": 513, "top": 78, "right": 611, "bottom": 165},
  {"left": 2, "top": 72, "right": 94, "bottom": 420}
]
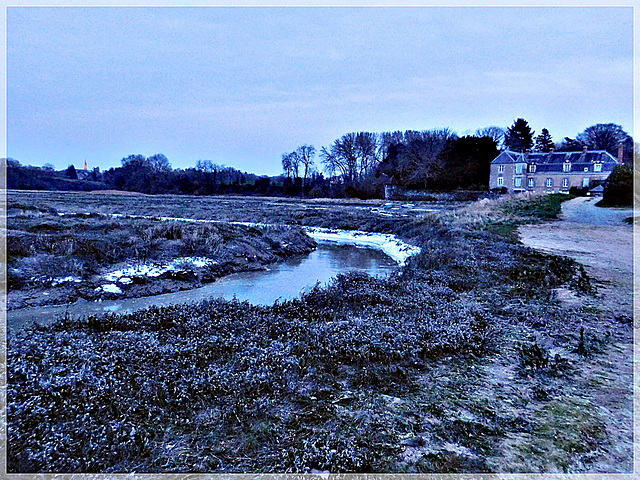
[{"left": 527, "top": 398, "right": 606, "bottom": 472}]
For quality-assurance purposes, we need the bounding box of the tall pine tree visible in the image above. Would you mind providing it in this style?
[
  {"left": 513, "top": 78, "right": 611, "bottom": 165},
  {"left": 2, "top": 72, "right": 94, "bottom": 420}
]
[
  {"left": 505, "top": 118, "right": 534, "bottom": 152},
  {"left": 534, "top": 128, "right": 554, "bottom": 152}
]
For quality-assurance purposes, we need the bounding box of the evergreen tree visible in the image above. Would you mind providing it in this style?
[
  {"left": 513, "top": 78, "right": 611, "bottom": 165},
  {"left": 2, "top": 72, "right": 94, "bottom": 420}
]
[
  {"left": 64, "top": 164, "right": 78, "bottom": 179},
  {"left": 602, "top": 164, "right": 633, "bottom": 206},
  {"left": 504, "top": 118, "right": 534, "bottom": 152},
  {"left": 534, "top": 128, "right": 554, "bottom": 152}
]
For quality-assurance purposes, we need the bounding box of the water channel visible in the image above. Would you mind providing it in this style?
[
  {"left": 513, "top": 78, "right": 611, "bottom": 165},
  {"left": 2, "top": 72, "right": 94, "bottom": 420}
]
[{"left": 7, "top": 244, "right": 399, "bottom": 335}]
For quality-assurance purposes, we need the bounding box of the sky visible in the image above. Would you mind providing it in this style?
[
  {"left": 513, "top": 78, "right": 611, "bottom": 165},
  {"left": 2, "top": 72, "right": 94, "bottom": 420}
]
[{"left": 6, "top": 5, "right": 634, "bottom": 176}]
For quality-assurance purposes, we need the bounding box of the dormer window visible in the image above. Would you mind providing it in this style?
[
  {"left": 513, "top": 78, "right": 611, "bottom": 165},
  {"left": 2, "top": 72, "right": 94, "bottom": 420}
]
[
  {"left": 594, "top": 163, "right": 602, "bottom": 172},
  {"left": 527, "top": 163, "right": 537, "bottom": 173},
  {"left": 563, "top": 162, "right": 571, "bottom": 172}
]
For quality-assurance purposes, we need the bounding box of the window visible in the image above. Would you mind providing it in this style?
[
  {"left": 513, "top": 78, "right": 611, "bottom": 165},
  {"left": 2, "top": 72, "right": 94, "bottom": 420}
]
[
  {"left": 562, "top": 178, "right": 569, "bottom": 188},
  {"left": 546, "top": 178, "right": 553, "bottom": 188},
  {"left": 528, "top": 164, "right": 537, "bottom": 173},
  {"left": 563, "top": 162, "right": 571, "bottom": 172},
  {"left": 515, "top": 164, "right": 524, "bottom": 174},
  {"left": 594, "top": 163, "right": 602, "bottom": 172},
  {"left": 497, "top": 177, "right": 504, "bottom": 187},
  {"left": 515, "top": 177, "right": 522, "bottom": 187},
  {"left": 528, "top": 178, "right": 535, "bottom": 187},
  {"left": 583, "top": 177, "right": 590, "bottom": 188},
  {"left": 584, "top": 167, "right": 589, "bottom": 172},
  {"left": 498, "top": 165, "right": 505, "bottom": 173}
]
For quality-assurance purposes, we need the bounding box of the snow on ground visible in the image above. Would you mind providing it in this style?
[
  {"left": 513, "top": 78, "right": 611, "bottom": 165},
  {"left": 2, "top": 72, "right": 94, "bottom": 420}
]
[
  {"left": 51, "top": 276, "right": 82, "bottom": 287},
  {"left": 303, "top": 227, "right": 421, "bottom": 266},
  {"left": 103, "top": 257, "right": 217, "bottom": 283}
]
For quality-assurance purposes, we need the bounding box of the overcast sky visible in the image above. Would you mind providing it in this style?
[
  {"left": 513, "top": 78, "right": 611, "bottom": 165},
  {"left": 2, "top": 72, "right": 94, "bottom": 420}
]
[{"left": 7, "top": 5, "right": 634, "bottom": 176}]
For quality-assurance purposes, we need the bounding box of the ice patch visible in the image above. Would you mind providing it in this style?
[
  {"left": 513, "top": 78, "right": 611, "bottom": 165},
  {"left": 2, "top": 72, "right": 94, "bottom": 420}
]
[
  {"left": 100, "top": 284, "right": 122, "bottom": 294},
  {"left": 303, "top": 227, "right": 421, "bottom": 266}
]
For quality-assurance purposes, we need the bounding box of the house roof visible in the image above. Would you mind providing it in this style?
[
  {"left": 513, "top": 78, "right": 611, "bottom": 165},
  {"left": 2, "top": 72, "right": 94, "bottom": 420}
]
[{"left": 491, "top": 149, "right": 619, "bottom": 173}]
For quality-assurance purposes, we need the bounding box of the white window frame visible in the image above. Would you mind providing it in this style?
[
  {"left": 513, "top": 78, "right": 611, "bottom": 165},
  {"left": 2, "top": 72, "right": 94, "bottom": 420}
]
[
  {"left": 515, "top": 177, "right": 522, "bottom": 188},
  {"left": 563, "top": 162, "right": 571, "bottom": 172},
  {"left": 562, "top": 178, "right": 569, "bottom": 188},
  {"left": 497, "top": 177, "right": 504, "bottom": 187},
  {"left": 528, "top": 164, "right": 537, "bottom": 173},
  {"left": 515, "top": 164, "right": 524, "bottom": 174},
  {"left": 528, "top": 178, "right": 535, "bottom": 188},
  {"left": 546, "top": 178, "right": 553, "bottom": 188},
  {"left": 498, "top": 165, "right": 505, "bottom": 173},
  {"left": 583, "top": 177, "right": 590, "bottom": 188},
  {"left": 594, "top": 163, "right": 602, "bottom": 172}
]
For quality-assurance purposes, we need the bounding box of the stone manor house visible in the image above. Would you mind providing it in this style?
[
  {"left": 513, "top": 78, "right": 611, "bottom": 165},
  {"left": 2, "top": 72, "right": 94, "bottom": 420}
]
[{"left": 489, "top": 145, "right": 621, "bottom": 194}]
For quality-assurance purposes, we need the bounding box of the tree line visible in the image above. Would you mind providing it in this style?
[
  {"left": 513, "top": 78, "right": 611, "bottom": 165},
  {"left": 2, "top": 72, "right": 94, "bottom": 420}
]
[{"left": 5, "top": 120, "right": 633, "bottom": 199}]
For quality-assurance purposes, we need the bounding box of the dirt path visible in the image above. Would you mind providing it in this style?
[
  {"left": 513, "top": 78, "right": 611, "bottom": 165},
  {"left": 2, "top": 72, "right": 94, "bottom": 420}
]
[
  {"left": 519, "top": 197, "right": 633, "bottom": 314},
  {"left": 518, "top": 196, "right": 636, "bottom": 473}
]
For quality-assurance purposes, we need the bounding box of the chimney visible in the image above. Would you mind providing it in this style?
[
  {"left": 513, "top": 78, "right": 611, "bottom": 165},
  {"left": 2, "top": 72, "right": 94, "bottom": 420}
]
[
  {"left": 618, "top": 144, "right": 624, "bottom": 163},
  {"left": 582, "top": 145, "right": 588, "bottom": 153},
  {"left": 549, "top": 148, "right": 554, "bottom": 153}
]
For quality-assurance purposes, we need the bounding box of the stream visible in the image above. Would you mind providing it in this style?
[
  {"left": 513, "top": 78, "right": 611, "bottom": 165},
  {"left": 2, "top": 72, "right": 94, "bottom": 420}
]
[{"left": 7, "top": 244, "right": 398, "bottom": 334}]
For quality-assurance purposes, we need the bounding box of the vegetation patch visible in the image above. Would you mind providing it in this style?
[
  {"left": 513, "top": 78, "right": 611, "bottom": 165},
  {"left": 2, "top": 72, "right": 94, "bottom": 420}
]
[{"left": 498, "top": 193, "right": 574, "bottom": 222}]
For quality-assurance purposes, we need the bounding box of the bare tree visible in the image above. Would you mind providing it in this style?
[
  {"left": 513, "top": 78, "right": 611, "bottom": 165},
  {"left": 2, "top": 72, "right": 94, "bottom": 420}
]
[
  {"left": 321, "top": 132, "right": 378, "bottom": 186},
  {"left": 377, "top": 128, "right": 456, "bottom": 188},
  {"left": 320, "top": 145, "right": 347, "bottom": 181},
  {"left": 355, "top": 132, "right": 379, "bottom": 179},
  {"left": 379, "top": 130, "right": 405, "bottom": 159},
  {"left": 475, "top": 126, "right": 506, "bottom": 149},
  {"left": 295, "top": 144, "right": 316, "bottom": 191},
  {"left": 196, "top": 160, "right": 222, "bottom": 186},
  {"left": 577, "top": 123, "right": 632, "bottom": 157},
  {"left": 321, "top": 134, "right": 357, "bottom": 185},
  {"left": 281, "top": 154, "right": 293, "bottom": 180},
  {"left": 148, "top": 153, "right": 171, "bottom": 172}
]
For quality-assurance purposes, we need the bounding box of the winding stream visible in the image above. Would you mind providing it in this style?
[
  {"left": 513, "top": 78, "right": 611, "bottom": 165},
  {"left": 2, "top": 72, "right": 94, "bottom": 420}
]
[{"left": 7, "top": 244, "right": 398, "bottom": 334}]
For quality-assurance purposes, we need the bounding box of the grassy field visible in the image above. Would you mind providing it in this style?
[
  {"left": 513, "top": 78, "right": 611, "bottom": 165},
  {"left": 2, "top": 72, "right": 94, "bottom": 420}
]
[{"left": 6, "top": 191, "right": 632, "bottom": 473}]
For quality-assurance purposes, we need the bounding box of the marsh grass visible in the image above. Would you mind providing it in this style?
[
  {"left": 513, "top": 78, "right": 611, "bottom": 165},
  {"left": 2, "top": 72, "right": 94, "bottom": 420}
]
[{"left": 6, "top": 190, "right": 621, "bottom": 473}]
